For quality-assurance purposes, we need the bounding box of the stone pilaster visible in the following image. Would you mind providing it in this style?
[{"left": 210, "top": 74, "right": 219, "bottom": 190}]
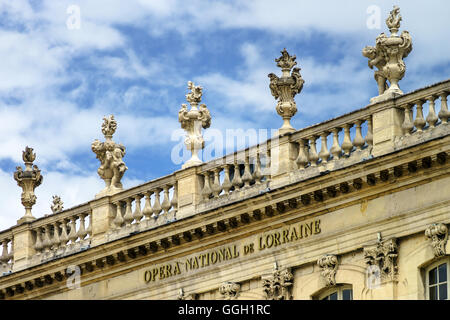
[
  {"left": 175, "top": 166, "right": 202, "bottom": 220},
  {"left": 11, "top": 223, "right": 35, "bottom": 272}
]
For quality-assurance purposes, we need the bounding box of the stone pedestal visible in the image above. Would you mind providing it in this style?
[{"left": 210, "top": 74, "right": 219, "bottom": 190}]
[
  {"left": 12, "top": 224, "right": 35, "bottom": 272},
  {"left": 372, "top": 107, "right": 404, "bottom": 157},
  {"left": 175, "top": 167, "right": 202, "bottom": 220},
  {"left": 90, "top": 197, "right": 115, "bottom": 247}
]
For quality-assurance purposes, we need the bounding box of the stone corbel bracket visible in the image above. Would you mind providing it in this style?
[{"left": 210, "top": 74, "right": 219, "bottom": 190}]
[
  {"left": 177, "top": 288, "right": 198, "bottom": 300},
  {"left": 219, "top": 281, "right": 240, "bottom": 300},
  {"left": 425, "top": 223, "right": 448, "bottom": 258},
  {"left": 363, "top": 238, "right": 398, "bottom": 282},
  {"left": 317, "top": 254, "right": 338, "bottom": 287},
  {"left": 261, "top": 262, "right": 293, "bottom": 300}
]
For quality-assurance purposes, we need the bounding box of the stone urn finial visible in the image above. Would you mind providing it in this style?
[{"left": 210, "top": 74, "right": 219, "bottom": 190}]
[
  {"left": 178, "top": 81, "right": 211, "bottom": 169},
  {"left": 14, "top": 146, "right": 43, "bottom": 224},
  {"left": 363, "top": 6, "right": 412, "bottom": 104},
  {"left": 91, "top": 115, "right": 128, "bottom": 198},
  {"left": 268, "top": 48, "right": 305, "bottom": 135}
]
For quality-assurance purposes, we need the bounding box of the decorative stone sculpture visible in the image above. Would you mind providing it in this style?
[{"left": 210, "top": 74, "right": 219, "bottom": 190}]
[
  {"left": 177, "top": 288, "right": 197, "bottom": 300},
  {"left": 363, "top": 237, "right": 398, "bottom": 282},
  {"left": 178, "top": 81, "right": 211, "bottom": 169},
  {"left": 262, "top": 262, "right": 293, "bottom": 300},
  {"left": 425, "top": 223, "right": 448, "bottom": 257},
  {"left": 268, "top": 48, "right": 305, "bottom": 135},
  {"left": 219, "top": 281, "right": 240, "bottom": 300},
  {"left": 363, "top": 6, "right": 412, "bottom": 104},
  {"left": 91, "top": 115, "right": 128, "bottom": 197},
  {"left": 50, "top": 195, "right": 64, "bottom": 214},
  {"left": 317, "top": 254, "right": 338, "bottom": 287},
  {"left": 14, "top": 147, "right": 43, "bottom": 224}
]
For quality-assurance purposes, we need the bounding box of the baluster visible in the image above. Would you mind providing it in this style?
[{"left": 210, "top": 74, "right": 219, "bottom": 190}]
[
  {"left": 133, "top": 195, "right": 143, "bottom": 223},
  {"left": 34, "top": 228, "right": 43, "bottom": 253},
  {"left": 152, "top": 188, "right": 162, "bottom": 218},
  {"left": 161, "top": 186, "right": 171, "bottom": 214},
  {"left": 142, "top": 192, "right": 153, "bottom": 220},
  {"left": 59, "top": 219, "right": 69, "bottom": 247},
  {"left": 211, "top": 169, "right": 222, "bottom": 197},
  {"left": 6, "top": 241, "right": 12, "bottom": 263},
  {"left": 201, "top": 172, "right": 212, "bottom": 200},
  {"left": 242, "top": 154, "right": 253, "bottom": 187},
  {"left": 402, "top": 104, "right": 414, "bottom": 136},
  {"left": 341, "top": 123, "right": 353, "bottom": 156},
  {"left": 1, "top": 240, "right": 9, "bottom": 264},
  {"left": 85, "top": 213, "right": 92, "bottom": 238},
  {"left": 318, "top": 132, "right": 330, "bottom": 164},
  {"left": 414, "top": 100, "right": 426, "bottom": 132},
  {"left": 353, "top": 120, "right": 365, "bottom": 150},
  {"left": 253, "top": 152, "right": 262, "bottom": 185},
  {"left": 232, "top": 160, "right": 242, "bottom": 191},
  {"left": 77, "top": 214, "right": 87, "bottom": 240},
  {"left": 265, "top": 144, "right": 271, "bottom": 178},
  {"left": 68, "top": 217, "right": 78, "bottom": 245},
  {"left": 43, "top": 225, "right": 52, "bottom": 253},
  {"left": 222, "top": 165, "right": 232, "bottom": 193},
  {"left": 330, "top": 128, "right": 342, "bottom": 160},
  {"left": 113, "top": 201, "right": 124, "bottom": 229},
  {"left": 296, "top": 139, "right": 309, "bottom": 168},
  {"left": 365, "top": 116, "right": 373, "bottom": 148},
  {"left": 123, "top": 198, "right": 134, "bottom": 227},
  {"left": 426, "top": 96, "right": 438, "bottom": 128},
  {"left": 51, "top": 222, "right": 61, "bottom": 251},
  {"left": 170, "top": 184, "right": 178, "bottom": 218},
  {"left": 308, "top": 136, "right": 319, "bottom": 166},
  {"left": 438, "top": 92, "right": 450, "bottom": 124}
]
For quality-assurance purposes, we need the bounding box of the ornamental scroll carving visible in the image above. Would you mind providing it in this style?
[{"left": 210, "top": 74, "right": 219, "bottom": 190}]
[
  {"left": 362, "top": 6, "right": 412, "bottom": 103},
  {"left": 91, "top": 115, "right": 128, "bottom": 197},
  {"left": 425, "top": 223, "right": 448, "bottom": 258},
  {"left": 268, "top": 48, "right": 304, "bottom": 135},
  {"left": 262, "top": 263, "right": 293, "bottom": 300},
  {"left": 317, "top": 254, "right": 338, "bottom": 287},
  {"left": 14, "top": 146, "right": 43, "bottom": 222},
  {"left": 363, "top": 238, "right": 398, "bottom": 282},
  {"left": 178, "top": 81, "right": 211, "bottom": 169},
  {"left": 219, "top": 282, "right": 240, "bottom": 300}
]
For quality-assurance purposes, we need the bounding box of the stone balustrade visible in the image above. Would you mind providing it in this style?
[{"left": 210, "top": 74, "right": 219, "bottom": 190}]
[
  {"left": 0, "top": 231, "right": 13, "bottom": 274},
  {"left": 30, "top": 204, "right": 91, "bottom": 262},
  {"left": 108, "top": 174, "right": 178, "bottom": 238},
  {"left": 198, "top": 145, "right": 270, "bottom": 202},
  {"left": 0, "top": 79, "right": 449, "bottom": 275},
  {"left": 401, "top": 92, "right": 449, "bottom": 135},
  {"left": 292, "top": 117, "right": 373, "bottom": 169}
]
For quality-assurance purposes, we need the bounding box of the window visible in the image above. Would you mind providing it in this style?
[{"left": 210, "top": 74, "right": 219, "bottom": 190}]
[
  {"left": 317, "top": 285, "right": 353, "bottom": 300},
  {"left": 426, "top": 260, "right": 449, "bottom": 300}
]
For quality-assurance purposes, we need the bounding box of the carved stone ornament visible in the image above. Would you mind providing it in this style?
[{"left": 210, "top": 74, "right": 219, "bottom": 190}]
[
  {"left": 178, "top": 81, "right": 211, "bottom": 169},
  {"left": 91, "top": 115, "right": 128, "bottom": 198},
  {"left": 177, "top": 288, "right": 198, "bottom": 300},
  {"left": 425, "top": 223, "right": 448, "bottom": 257},
  {"left": 362, "top": 6, "right": 412, "bottom": 104},
  {"left": 317, "top": 254, "right": 338, "bottom": 287},
  {"left": 363, "top": 237, "right": 398, "bottom": 282},
  {"left": 50, "top": 195, "right": 64, "bottom": 214},
  {"left": 268, "top": 48, "right": 305, "bottom": 135},
  {"left": 219, "top": 281, "right": 240, "bottom": 300},
  {"left": 262, "top": 262, "right": 293, "bottom": 300},
  {"left": 14, "top": 146, "right": 43, "bottom": 223}
]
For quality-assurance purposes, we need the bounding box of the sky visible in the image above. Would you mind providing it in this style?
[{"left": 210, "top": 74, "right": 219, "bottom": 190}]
[{"left": 0, "top": 0, "right": 449, "bottom": 230}]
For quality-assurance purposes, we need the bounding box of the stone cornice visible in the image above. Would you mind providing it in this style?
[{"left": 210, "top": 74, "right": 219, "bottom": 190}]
[{"left": 1, "top": 134, "right": 450, "bottom": 299}]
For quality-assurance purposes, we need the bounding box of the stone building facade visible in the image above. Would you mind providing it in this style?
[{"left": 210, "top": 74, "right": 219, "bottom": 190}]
[{"left": 0, "top": 6, "right": 449, "bottom": 300}]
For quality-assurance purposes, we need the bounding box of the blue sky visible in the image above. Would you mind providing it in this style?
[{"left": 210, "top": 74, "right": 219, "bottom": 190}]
[{"left": 0, "top": 0, "right": 449, "bottom": 230}]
